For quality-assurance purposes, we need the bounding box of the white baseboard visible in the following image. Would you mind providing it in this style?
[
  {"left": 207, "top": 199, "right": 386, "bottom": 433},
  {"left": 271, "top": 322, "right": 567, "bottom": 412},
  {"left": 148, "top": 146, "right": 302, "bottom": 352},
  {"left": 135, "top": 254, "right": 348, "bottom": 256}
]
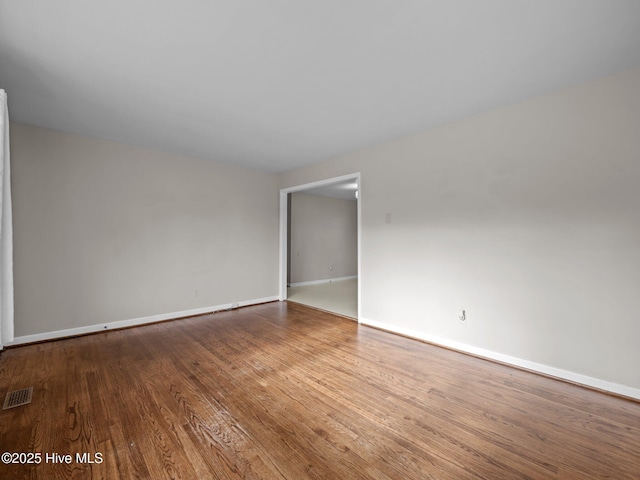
[
  {"left": 7, "top": 296, "right": 279, "bottom": 346},
  {"left": 289, "top": 275, "right": 357, "bottom": 287},
  {"left": 360, "top": 317, "right": 640, "bottom": 401}
]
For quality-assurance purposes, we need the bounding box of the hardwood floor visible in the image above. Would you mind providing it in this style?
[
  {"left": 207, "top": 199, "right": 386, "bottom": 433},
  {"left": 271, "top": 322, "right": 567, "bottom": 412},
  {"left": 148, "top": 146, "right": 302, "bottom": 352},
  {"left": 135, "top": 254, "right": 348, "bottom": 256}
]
[{"left": 1, "top": 302, "right": 639, "bottom": 479}]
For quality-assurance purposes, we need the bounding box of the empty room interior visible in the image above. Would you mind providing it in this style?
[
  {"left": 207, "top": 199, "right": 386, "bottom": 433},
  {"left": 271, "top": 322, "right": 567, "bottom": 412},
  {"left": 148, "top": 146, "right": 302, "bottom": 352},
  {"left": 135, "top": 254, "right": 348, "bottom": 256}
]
[
  {"left": 287, "top": 179, "right": 359, "bottom": 319},
  {"left": 1, "top": 2, "right": 639, "bottom": 479}
]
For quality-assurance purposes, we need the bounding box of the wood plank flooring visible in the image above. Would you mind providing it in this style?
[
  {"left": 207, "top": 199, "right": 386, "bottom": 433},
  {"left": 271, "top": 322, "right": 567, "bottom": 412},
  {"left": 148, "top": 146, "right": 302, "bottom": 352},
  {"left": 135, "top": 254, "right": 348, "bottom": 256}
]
[{"left": 1, "top": 301, "right": 639, "bottom": 479}]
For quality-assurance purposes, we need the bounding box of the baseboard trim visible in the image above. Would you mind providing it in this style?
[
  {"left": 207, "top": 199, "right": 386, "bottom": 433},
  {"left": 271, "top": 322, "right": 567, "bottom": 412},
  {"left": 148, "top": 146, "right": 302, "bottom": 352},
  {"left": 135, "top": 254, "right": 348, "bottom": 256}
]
[
  {"left": 7, "top": 296, "right": 280, "bottom": 346},
  {"left": 289, "top": 276, "right": 357, "bottom": 287},
  {"left": 360, "top": 317, "right": 640, "bottom": 402}
]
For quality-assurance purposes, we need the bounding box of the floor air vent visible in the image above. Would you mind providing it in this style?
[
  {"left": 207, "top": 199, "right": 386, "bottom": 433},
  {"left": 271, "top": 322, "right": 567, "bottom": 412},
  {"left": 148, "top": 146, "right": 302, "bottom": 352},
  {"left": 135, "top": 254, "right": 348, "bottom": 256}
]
[{"left": 3, "top": 387, "right": 33, "bottom": 410}]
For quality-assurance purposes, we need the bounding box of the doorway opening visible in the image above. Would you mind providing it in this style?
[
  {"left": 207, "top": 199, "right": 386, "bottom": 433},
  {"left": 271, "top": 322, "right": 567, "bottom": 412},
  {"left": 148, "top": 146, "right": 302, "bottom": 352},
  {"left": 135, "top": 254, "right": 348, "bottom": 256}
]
[{"left": 279, "top": 173, "right": 361, "bottom": 322}]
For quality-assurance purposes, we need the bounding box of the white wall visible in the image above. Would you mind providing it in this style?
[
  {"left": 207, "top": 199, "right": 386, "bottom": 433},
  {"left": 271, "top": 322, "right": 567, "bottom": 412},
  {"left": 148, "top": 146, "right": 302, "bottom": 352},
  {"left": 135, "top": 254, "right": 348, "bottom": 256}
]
[
  {"left": 11, "top": 124, "right": 279, "bottom": 338},
  {"left": 280, "top": 67, "right": 640, "bottom": 392},
  {"left": 289, "top": 192, "right": 357, "bottom": 284}
]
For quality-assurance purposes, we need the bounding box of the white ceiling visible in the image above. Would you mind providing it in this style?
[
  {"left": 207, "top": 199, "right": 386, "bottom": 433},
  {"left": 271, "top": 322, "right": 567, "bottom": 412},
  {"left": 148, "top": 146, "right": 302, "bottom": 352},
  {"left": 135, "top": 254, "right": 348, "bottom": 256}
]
[
  {"left": 302, "top": 180, "right": 358, "bottom": 201},
  {"left": 1, "top": 1, "right": 639, "bottom": 173}
]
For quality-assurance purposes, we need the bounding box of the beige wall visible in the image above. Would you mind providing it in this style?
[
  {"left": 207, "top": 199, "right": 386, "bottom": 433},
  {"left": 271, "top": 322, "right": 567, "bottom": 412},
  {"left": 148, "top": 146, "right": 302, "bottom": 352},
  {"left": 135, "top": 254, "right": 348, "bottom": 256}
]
[
  {"left": 11, "top": 124, "right": 279, "bottom": 337},
  {"left": 289, "top": 192, "right": 357, "bottom": 284},
  {"left": 280, "top": 67, "right": 640, "bottom": 390}
]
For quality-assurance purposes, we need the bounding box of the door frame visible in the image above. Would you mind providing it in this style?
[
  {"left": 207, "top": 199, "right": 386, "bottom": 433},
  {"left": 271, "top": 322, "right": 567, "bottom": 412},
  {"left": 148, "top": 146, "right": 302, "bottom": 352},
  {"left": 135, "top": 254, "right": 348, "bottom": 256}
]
[{"left": 279, "top": 172, "right": 361, "bottom": 322}]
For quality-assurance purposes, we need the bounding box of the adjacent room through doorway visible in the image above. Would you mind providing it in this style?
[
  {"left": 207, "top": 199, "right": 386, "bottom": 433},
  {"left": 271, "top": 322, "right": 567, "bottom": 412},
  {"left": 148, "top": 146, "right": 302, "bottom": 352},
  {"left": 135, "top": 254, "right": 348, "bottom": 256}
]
[{"left": 281, "top": 175, "right": 360, "bottom": 320}]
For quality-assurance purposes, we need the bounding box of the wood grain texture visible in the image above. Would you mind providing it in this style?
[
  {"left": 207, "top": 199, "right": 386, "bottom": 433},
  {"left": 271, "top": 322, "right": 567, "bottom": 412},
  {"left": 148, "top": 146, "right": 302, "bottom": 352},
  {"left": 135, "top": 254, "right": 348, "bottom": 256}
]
[{"left": 1, "top": 301, "right": 639, "bottom": 479}]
